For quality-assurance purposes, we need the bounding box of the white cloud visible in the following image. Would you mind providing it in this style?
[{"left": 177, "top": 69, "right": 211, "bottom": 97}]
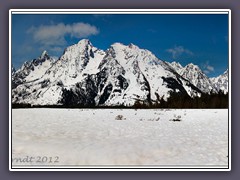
[
  {"left": 38, "top": 46, "right": 63, "bottom": 55},
  {"left": 206, "top": 65, "right": 214, "bottom": 72},
  {"left": 27, "top": 22, "right": 99, "bottom": 46},
  {"left": 49, "top": 46, "right": 63, "bottom": 53},
  {"left": 17, "top": 44, "right": 34, "bottom": 55},
  {"left": 202, "top": 61, "right": 215, "bottom": 74},
  {"left": 203, "top": 70, "right": 210, "bottom": 74},
  {"left": 166, "top": 46, "right": 193, "bottom": 59}
]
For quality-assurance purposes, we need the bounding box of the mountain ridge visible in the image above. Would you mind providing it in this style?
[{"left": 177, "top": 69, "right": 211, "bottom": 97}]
[{"left": 12, "top": 39, "right": 228, "bottom": 107}]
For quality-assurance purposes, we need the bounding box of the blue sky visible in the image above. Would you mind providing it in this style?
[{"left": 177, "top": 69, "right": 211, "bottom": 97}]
[{"left": 11, "top": 13, "right": 229, "bottom": 77}]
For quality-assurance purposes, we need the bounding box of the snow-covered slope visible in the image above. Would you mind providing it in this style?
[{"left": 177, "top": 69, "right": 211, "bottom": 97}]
[
  {"left": 168, "top": 61, "right": 183, "bottom": 74},
  {"left": 12, "top": 39, "right": 204, "bottom": 106},
  {"left": 97, "top": 43, "right": 201, "bottom": 106},
  {"left": 179, "top": 63, "right": 217, "bottom": 93},
  {"left": 12, "top": 40, "right": 105, "bottom": 105},
  {"left": 210, "top": 69, "right": 228, "bottom": 94},
  {"left": 11, "top": 65, "right": 16, "bottom": 75},
  {"left": 11, "top": 65, "right": 16, "bottom": 80},
  {"left": 12, "top": 51, "right": 55, "bottom": 88},
  {"left": 168, "top": 62, "right": 217, "bottom": 93},
  {"left": 168, "top": 61, "right": 229, "bottom": 94}
]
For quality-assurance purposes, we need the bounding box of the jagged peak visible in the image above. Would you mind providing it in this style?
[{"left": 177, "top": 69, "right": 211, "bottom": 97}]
[
  {"left": 212, "top": 69, "right": 228, "bottom": 79},
  {"left": 77, "top": 39, "right": 92, "bottom": 46},
  {"left": 40, "top": 50, "right": 50, "bottom": 59},
  {"left": 12, "top": 65, "right": 16, "bottom": 74},
  {"left": 171, "top": 61, "right": 183, "bottom": 68},
  {"left": 111, "top": 42, "right": 140, "bottom": 49},
  {"left": 111, "top": 42, "right": 125, "bottom": 48},
  {"left": 128, "top": 43, "right": 139, "bottom": 49},
  {"left": 223, "top": 69, "right": 228, "bottom": 75},
  {"left": 63, "top": 39, "right": 94, "bottom": 54},
  {"left": 187, "top": 62, "right": 196, "bottom": 67},
  {"left": 19, "top": 51, "right": 53, "bottom": 71},
  {"left": 185, "top": 63, "right": 200, "bottom": 70}
]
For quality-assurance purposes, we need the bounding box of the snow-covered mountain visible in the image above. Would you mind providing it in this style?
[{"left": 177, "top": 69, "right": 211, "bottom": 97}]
[
  {"left": 210, "top": 69, "right": 228, "bottom": 94},
  {"left": 12, "top": 50, "right": 56, "bottom": 89},
  {"left": 11, "top": 65, "right": 16, "bottom": 79},
  {"left": 168, "top": 61, "right": 183, "bottom": 74},
  {"left": 179, "top": 63, "right": 217, "bottom": 93},
  {"left": 12, "top": 66, "right": 16, "bottom": 75},
  {"left": 168, "top": 62, "right": 227, "bottom": 94},
  {"left": 12, "top": 39, "right": 227, "bottom": 106}
]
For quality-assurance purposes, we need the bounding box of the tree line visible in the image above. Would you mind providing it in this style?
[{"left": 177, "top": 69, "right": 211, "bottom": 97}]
[
  {"left": 133, "top": 90, "right": 228, "bottom": 109},
  {"left": 12, "top": 90, "right": 228, "bottom": 109}
]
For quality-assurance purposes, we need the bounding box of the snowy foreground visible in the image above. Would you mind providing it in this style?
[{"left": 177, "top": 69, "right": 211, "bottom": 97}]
[{"left": 12, "top": 108, "right": 229, "bottom": 168}]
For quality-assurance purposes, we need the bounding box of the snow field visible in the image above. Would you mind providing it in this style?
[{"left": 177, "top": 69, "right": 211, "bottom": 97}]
[{"left": 12, "top": 108, "right": 228, "bottom": 167}]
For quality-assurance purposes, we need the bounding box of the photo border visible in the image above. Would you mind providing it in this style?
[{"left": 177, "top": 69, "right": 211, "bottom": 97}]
[{"left": 9, "top": 9, "right": 231, "bottom": 171}]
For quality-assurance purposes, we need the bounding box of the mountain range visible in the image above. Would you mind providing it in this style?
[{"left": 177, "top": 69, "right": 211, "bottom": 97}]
[{"left": 12, "top": 39, "right": 228, "bottom": 106}]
